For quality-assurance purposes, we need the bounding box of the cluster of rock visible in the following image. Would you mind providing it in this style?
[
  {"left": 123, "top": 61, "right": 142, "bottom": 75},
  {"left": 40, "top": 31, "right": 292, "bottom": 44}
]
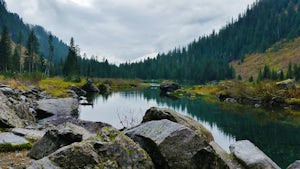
[{"left": 24, "top": 107, "right": 298, "bottom": 169}]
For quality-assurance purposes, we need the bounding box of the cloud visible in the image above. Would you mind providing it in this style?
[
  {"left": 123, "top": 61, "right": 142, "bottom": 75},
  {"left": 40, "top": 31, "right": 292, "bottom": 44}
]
[{"left": 6, "top": 0, "right": 255, "bottom": 64}]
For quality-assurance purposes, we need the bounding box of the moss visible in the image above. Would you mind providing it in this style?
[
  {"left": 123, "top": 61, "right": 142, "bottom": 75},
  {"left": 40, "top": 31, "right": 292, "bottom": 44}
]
[{"left": 0, "top": 143, "right": 32, "bottom": 152}]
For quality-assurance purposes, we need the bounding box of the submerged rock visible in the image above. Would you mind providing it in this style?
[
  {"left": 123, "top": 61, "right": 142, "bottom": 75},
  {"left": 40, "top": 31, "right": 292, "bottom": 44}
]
[
  {"left": 125, "top": 119, "right": 227, "bottom": 169},
  {"left": 142, "top": 107, "right": 214, "bottom": 142},
  {"left": 28, "top": 126, "right": 154, "bottom": 169},
  {"left": 229, "top": 140, "right": 280, "bottom": 169}
]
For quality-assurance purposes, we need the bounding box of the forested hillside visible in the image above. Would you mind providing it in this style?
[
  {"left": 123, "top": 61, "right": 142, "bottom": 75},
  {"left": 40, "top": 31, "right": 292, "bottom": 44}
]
[
  {"left": 115, "top": 0, "right": 300, "bottom": 83},
  {"left": 0, "top": 0, "right": 68, "bottom": 67}
]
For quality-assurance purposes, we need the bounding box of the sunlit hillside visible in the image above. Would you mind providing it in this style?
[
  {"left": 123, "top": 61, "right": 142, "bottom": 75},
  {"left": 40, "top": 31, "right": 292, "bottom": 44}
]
[{"left": 231, "top": 37, "right": 300, "bottom": 80}]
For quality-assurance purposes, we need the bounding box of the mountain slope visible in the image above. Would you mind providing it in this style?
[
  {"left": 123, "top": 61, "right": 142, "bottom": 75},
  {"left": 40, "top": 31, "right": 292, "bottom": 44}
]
[
  {"left": 232, "top": 37, "right": 300, "bottom": 80},
  {"left": 116, "top": 0, "right": 300, "bottom": 82},
  {"left": 0, "top": 0, "right": 68, "bottom": 65}
]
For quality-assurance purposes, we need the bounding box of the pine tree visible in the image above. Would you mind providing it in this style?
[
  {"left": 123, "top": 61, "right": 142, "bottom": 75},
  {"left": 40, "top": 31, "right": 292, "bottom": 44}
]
[
  {"left": 0, "top": 25, "right": 11, "bottom": 72},
  {"left": 249, "top": 75, "right": 254, "bottom": 82},
  {"left": 11, "top": 48, "right": 20, "bottom": 72},
  {"left": 286, "top": 62, "right": 293, "bottom": 79},
  {"left": 63, "top": 37, "right": 80, "bottom": 79},
  {"left": 45, "top": 33, "right": 54, "bottom": 76},
  {"left": 26, "top": 30, "right": 39, "bottom": 72}
]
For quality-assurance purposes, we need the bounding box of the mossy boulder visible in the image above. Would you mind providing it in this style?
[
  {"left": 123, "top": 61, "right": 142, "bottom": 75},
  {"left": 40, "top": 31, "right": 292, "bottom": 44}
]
[
  {"left": 125, "top": 119, "right": 227, "bottom": 169},
  {"left": 142, "top": 107, "right": 214, "bottom": 142},
  {"left": 28, "top": 126, "right": 154, "bottom": 169}
]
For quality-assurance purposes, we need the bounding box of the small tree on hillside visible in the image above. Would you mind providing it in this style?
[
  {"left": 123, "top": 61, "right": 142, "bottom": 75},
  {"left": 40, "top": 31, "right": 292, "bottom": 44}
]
[
  {"left": 0, "top": 25, "right": 11, "bottom": 72},
  {"left": 63, "top": 37, "right": 81, "bottom": 79}
]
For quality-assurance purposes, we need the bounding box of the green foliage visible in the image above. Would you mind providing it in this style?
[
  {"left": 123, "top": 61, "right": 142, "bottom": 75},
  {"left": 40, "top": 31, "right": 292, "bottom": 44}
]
[
  {"left": 63, "top": 38, "right": 80, "bottom": 77},
  {"left": 0, "top": 25, "right": 11, "bottom": 72},
  {"left": 248, "top": 76, "right": 254, "bottom": 82},
  {"left": 287, "top": 62, "right": 294, "bottom": 79},
  {"left": 238, "top": 75, "right": 242, "bottom": 80},
  {"left": 0, "top": 143, "right": 32, "bottom": 152}
]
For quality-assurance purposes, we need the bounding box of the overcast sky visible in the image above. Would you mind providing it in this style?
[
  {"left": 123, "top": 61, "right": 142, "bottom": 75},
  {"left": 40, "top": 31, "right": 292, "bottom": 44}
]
[{"left": 6, "top": 0, "right": 255, "bottom": 64}]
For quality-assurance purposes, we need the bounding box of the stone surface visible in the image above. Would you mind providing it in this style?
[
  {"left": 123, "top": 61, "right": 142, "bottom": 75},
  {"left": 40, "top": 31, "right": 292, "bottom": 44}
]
[
  {"left": 12, "top": 128, "right": 45, "bottom": 141},
  {"left": 35, "top": 98, "right": 79, "bottom": 117},
  {"left": 0, "top": 132, "right": 29, "bottom": 145},
  {"left": 142, "top": 107, "right": 214, "bottom": 142},
  {"left": 229, "top": 140, "right": 280, "bottom": 169},
  {"left": 276, "top": 79, "right": 296, "bottom": 90},
  {"left": 159, "top": 82, "right": 181, "bottom": 93},
  {"left": 125, "top": 119, "right": 227, "bottom": 169},
  {"left": 81, "top": 80, "right": 99, "bottom": 93},
  {"left": 29, "top": 126, "right": 154, "bottom": 169},
  {"left": 29, "top": 122, "right": 94, "bottom": 160},
  {"left": 98, "top": 83, "right": 112, "bottom": 94},
  {"left": 0, "top": 98, "right": 25, "bottom": 128},
  {"left": 287, "top": 160, "right": 300, "bottom": 169},
  {"left": 70, "top": 85, "right": 87, "bottom": 96},
  {"left": 14, "top": 103, "right": 36, "bottom": 125},
  {"left": 0, "top": 86, "right": 14, "bottom": 95}
]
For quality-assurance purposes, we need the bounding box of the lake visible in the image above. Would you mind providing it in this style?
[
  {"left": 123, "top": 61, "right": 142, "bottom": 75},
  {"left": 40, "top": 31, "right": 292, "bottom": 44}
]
[{"left": 79, "top": 87, "right": 300, "bottom": 168}]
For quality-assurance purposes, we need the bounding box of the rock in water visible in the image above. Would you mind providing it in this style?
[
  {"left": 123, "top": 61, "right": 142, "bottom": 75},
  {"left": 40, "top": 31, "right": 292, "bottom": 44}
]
[
  {"left": 125, "top": 119, "right": 227, "bottom": 169},
  {"left": 229, "top": 140, "right": 280, "bottom": 169},
  {"left": 159, "top": 82, "right": 181, "bottom": 93},
  {"left": 142, "top": 107, "right": 214, "bottom": 142},
  {"left": 35, "top": 98, "right": 79, "bottom": 118},
  {"left": 28, "top": 126, "right": 155, "bottom": 169},
  {"left": 287, "top": 160, "right": 300, "bottom": 169},
  {"left": 81, "top": 80, "right": 99, "bottom": 93},
  {"left": 29, "top": 122, "right": 94, "bottom": 160},
  {"left": 70, "top": 85, "right": 87, "bottom": 96}
]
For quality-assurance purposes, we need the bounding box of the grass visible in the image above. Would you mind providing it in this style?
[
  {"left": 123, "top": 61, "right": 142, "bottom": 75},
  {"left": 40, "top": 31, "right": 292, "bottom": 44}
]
[
  {"left": 231, "top": 37, "right": 300, "bottom": 80},
  {"left": 0, "top": 143, "right": 32, "bottom": 152},
  {"left": 39, "top": 77, "right": 86, "bottom": 98}
]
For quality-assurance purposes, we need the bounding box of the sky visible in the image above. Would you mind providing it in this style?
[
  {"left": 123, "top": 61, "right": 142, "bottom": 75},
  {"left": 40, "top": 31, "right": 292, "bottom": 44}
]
[{"left": 6, "top": 0, "right": 256, "bottom": 64}]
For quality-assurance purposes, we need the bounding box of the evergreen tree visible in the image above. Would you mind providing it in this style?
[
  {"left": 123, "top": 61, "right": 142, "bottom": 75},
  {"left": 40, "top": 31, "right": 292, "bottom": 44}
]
[
  {"left": 0, "top": 25, "right": 11, "bottom": 72},
  {"left": 249, "top": 75, "right": 254, "bottom": 82},
  {"left": 257, "top": 69, "right": 263, "bottom": 82},
  {"left": 26, "top": 30, "right": 39, "bottom": 72},
  {"left": 11, "top": 48, "right": 20, "bottom": 72},
  {"left": 45, "top": 33, "right": 54, "bottom": 76},
  {"left": 279, "top": 70, "right": 284, "bottom": 80},
  {"left": 63, "top": 37, "right": 80, "bottom": 78},
  {"left": 286, "top": 62, "right": 293, "bottom": 79},
  {"left": 263, "top": 65, "right": 271, "bottom": 79}
]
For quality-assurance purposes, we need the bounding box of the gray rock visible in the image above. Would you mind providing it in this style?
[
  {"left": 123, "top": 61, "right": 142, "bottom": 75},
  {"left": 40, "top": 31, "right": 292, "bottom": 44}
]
[
  {"left": 287, "top": 160, "right": 300, "bottom": 169},
  {"left": 276, "top": 79, "right": 296, "bottom": 90},
  {"left": 35, "top": 98, "right": 79, "bottom": 117},
  {"left": 0, "top": 101, "right": 25, "bottom": 128},
  {"left": 229, "top": 140, "right": 280, "bottom": 169},
  {"left": 27, "top": 157, "right": 60, "bottom": 169},
  {"left": 0, "top": 87, "right": 13, "bottom": 95},
  {"left": 160, "top": 82, "right": 181, "bottom": 93},
  {"left": 224, "top": 98, "right": 237, "bottom": 103},
  {"left": 70, "top": 85, "right": 86, "bottom": 96},
  {"left": 29, "top": 122, "right": 94, "bottom": 160},
  {"left": 98, "top": 83, "right": 112, "bottom": 94},
  {"left": 125, "top": 119, "right": 227, "bottom": 169},
  {"left": 142, "top": 107, "right": 214, "bottom": 142},
  {"left": 0, "top": 132, "right": 29, "bottom": 145},
  {"left": 29, "top": 126, "right": 154, "bottom": 169},
  {"left": 81, "top": 80, "right": 99, "bottom": 93},
  {"left": 12, "top": 128, "right": 45, "bottom": 141},
  {"left": 14, "top": 103, "right": 36, "bottom": 125}
]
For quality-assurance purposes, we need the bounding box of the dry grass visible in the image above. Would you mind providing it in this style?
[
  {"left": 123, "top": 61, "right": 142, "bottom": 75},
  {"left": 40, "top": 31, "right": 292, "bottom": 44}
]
[
  {"left": 0, "top": 150, "right": 31, "bottom": 169},
  {"left": 186, "top": 84, "right": 220, "bottom": 95},
  {"left": 232, "top": 37, "right": 300, "bottom": 80}
]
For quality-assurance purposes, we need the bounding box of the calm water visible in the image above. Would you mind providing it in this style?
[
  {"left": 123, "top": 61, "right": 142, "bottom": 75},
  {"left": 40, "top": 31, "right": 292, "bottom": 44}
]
[{"left": 79, "top": 87, "right": 300, "bottom": 168}]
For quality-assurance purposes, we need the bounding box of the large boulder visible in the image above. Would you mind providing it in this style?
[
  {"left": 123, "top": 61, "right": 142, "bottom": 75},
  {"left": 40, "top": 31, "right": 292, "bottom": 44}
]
[
  {"left": 0, "top": 132, "right": 29, "bottom": 145},
  {"left": 142, "top": 107, "right": 214, "bottom": 142},
  {"left": 28, "top": 126, "right": 154, "bottom": 169},
  {"left": 276, "top": 79, "right": 296, "bottom": 90},
  {"left": 70, "top": 84, "right": 87, "bottom": 96},
  {"left": 14, "top": 103, "right": 36, "bottom": 125},
  {"left": 287, "top": 160, "right": 300, "bottom": 169},
  {"left": 0, "top": 91, "right": 25, "bottom": 128},
  {"left": 12, "top": 128, "right": 45, "bottom": 141},
  {"left": 229, "top": 140, "right": 280, "bottom": 169},
  {"left": 29, "top": 122, "right": 94, "bottom": 160},
  {"left": 81, "top": 80, "right": 99, "bottom": 93},
  {"left": 35, "top": 98, "right": 79, "bottom": 118},
  {"left": 160, "top": 82, "right": 181, "bottom": 93},
  {"left": 125, "top": 119, "right": 227, "bottom": 169},
  {"left": 98, "top": 83, "right": 112, "bottom": 94}
]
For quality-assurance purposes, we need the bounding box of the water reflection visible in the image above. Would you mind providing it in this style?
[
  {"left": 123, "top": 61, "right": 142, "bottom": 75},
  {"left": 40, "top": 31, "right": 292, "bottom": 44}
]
[{"left": 79, "top": 87, "right": 300, "bottom": 168}]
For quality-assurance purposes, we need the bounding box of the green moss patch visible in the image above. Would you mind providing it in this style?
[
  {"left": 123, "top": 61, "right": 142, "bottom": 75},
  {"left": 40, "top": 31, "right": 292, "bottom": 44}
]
[{"left": 0, "top": 143, "right": 32, "bottom": 152}]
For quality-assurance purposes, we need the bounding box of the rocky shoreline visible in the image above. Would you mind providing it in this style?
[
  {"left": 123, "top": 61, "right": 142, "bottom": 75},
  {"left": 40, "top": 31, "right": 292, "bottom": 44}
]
[{"left": 0, "top": 82, "right": 299, "bottom": 168}]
